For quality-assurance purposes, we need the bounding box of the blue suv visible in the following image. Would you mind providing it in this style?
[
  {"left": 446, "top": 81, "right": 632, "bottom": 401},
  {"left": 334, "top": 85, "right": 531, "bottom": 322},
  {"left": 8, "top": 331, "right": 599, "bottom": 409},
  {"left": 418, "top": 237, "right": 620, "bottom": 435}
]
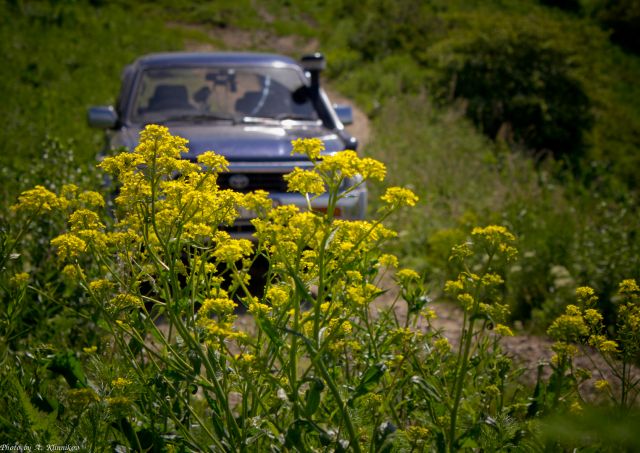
[{"left": 88, "top": 52, "right": 366, "bottom": 236}]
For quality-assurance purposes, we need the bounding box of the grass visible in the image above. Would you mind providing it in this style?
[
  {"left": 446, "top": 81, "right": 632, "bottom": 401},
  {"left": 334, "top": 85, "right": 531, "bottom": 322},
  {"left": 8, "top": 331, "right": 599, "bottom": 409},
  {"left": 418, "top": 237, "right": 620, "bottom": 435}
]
[{"left": 0, "top": 1, "right": 185, "bottom": 180}]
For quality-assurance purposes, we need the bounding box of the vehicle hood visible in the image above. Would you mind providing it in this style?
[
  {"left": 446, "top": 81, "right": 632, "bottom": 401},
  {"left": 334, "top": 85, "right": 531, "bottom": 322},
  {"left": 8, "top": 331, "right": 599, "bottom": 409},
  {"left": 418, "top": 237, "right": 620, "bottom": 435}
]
[{"left": 117, "top": 123, "right": 345, "bottom": 161}]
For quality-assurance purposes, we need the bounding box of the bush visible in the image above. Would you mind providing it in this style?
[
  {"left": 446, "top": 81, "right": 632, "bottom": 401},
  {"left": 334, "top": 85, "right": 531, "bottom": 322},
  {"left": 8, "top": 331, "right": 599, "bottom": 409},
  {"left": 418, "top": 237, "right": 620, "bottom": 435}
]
[
  {"left": 426, "top": 20, "right": 592, "bottom": 159},
  {"left": 594, "top": 0, "right": 640, "bottom": 54},
  {"left": 366, "top": 95, "right": 640, "bottom": 331}
]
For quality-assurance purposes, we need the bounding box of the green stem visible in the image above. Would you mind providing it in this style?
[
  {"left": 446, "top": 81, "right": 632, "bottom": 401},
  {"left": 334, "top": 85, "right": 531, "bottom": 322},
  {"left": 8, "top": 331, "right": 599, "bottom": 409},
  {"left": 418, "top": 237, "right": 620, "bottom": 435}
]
[
  {"left": 312, "top": 355, "right": 361, "bottom": 453},
  {"left": 290, "top": 290, "right": 300, "bottom": 419},
  {"left": 448, "top": 316, "right": 476, "bottom": 452}
]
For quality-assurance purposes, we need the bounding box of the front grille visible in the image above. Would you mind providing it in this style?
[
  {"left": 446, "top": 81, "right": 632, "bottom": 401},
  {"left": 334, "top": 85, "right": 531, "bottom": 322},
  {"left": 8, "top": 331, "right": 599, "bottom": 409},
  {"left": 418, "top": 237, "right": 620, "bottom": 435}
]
[{"left": 218, "top": 172, "right": 288, "bottom": 193}]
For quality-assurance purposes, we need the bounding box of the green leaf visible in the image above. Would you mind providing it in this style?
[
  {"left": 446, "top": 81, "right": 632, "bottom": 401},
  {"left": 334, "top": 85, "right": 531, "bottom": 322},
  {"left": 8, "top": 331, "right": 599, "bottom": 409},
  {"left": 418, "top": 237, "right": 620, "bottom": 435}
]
[
  {"left": 410, "top": 375, "right": 442, "bottom": 402},
  {"left": 304, "top": 378, "right": 324, "bottom": 417},
  {"left": 47, "top": 350, "right": 87, "bottom": 389},
  {"left": 349, "top": 363, "right": 387, "bottom": 405},
  {"left": 256, "top": 317, "right": 284, "bottom": 348},
  {"left": 284, "top": 419, "right": 307, "bottom": 449}
]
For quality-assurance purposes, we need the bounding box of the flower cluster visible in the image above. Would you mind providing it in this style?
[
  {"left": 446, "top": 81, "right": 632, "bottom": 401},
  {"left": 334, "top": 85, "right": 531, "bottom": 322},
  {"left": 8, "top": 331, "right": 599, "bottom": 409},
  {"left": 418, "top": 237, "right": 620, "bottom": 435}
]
[
  {"left": 316, "top": 150, "right": 386, "bottom": 181},
  {"left": 380, "top": 186, "right": 419, "bottom": 207},
  {"left": 11, "top": 185, "right": 67, "bottom": 214},
  {"left": 291, "top": 137, "right": 325, "bottom": 160},
  {"left": 284, "top": 167, "right": 325, "bottom": 195},
  {"left": 547, "top": 282, "right": 640, "bottom": 406},
  {"left": 471, "top": 225, "right": 518, "bottom": 260}
]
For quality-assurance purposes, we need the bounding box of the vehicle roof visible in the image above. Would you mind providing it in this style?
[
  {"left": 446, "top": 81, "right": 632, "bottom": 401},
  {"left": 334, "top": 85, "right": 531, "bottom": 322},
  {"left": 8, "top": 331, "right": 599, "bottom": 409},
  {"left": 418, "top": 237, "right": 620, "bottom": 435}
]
[{"left": 133, "top": 52, "right": 302, "bottom": 69}]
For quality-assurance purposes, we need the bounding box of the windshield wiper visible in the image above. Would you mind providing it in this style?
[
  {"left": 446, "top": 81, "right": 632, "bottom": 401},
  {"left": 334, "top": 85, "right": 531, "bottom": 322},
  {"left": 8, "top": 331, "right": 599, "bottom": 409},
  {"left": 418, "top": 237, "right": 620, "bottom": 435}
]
[
  {"left": 240, "top": 114, "right": 318, "bottom": 124},
  {"left": 275, "top": 113, "right": 318, "bottom": 122},
  {"left": 240, "top": 116, "right": 280, "bottom": 125},
  {"left": 161, "top": 113, "right": 237, "bottom": 123}
]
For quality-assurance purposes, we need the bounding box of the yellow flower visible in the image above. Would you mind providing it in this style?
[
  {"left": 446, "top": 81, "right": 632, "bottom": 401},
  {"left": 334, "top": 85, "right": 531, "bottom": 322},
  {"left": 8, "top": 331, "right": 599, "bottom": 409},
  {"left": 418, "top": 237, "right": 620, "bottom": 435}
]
[
  {"left": 236, "top": 353, "right": 255, "bottom": 363},
  {"left": 551, "top": 342, "right": 578, "bottom": 363},
  {"left": 471, "top": 225, "right": 515, "bottom": 243},
  {"left": 89, "top": 279, "right": 115, "bottom": 295},
  {"left": 495, "top": 324, "right": 514, "bottom": 336},
  {"left": 200, "top": 297, "right": 237, "bottom": 316},
  {"left": 317, "top": 150, "right": 360, "bottom": 178},
  {"left": 67, "top": 388, "right": 99, "bottom": 406},
  {"left": 235, "top": 353, "right": 256, "bottom": 370},
  {"left": 444, "top": 279, "right": 464, "bottom": 294},
  {"left": 396, "top": 268, "right": 420, "bottom": 282},
  {"left": 618, "top": 279, "right": 639, "bottom": 295},
  {"left": 213, "top": 239, "right": 253, "bottom": 263},
  {"left": 284, "top": 167, "right": 325, "bottom": 195},
  {"left": 109, "top": 294, "right": 143, "bottom": 310},
  {"left": 174, "top": 158, "right": 201, "bottom": 176},
  {"left": 184, "top": 222, "right": 213, "bottom": 239},
  {"left": 83, "top": 346, "right": 98, "bottom": 354},
  {"left": 69, "top": 209, "right": 104, "bottom": 232},
  {"left": 51, "top": 233, "right": 87, "bottom": 261},
  {"left": 378, "top": 253, "right": 399, "bottom": 268},
  {"left": 62, "top": 264, "right": 85, "bottom": 282},
  {"left": 115, "top": 172, "right": 152, "bottom": 207},
  {"left": 380, "top": 187, "right": 418, "bottom": 207},
  {"left": 356, "top": 157, "right": 386, "bottom": 181},
  {"left": 248, "top": 300, "right": 271, "bottom": 316},
  {"left": 481, "top": 273, "right": 504, "bottom": 287},
  {"left": 242, "top": 190, "right": 272, "bottom": 213},
  {"left": 9, "top": 272, "right": 29, "bottom": 288},
  {"left": 12, "top": 185, "right": 66, "bottom": 213},
  {"left": 106, "top": 396, "right": 132, "bottom": 415},
  {"left": 569, "top": 402, "right": 583, "bottom": 414},
  {"left": 583, "top": 308, "right": 603, "bottom": 326},
  {"left": 471, "top": 226, "right": 518, "bottom": 260},
  {"left": 266, "top": 286, "right": 289, "bottom": 308},
  {"left": 61, "top": 184, "right": 79, "bottom": 199},
  {"left": 136, "top": 124, "right": 188, "bottom": 163},
  {"left": 457, "top": 293, "right": 475, "bottom": 310},
  {"left": 347, "top": 286, "right": 367, "bottom": 306},
  {"left": 197, "top": 151, "right": 229, "bottom": 172},
  {"left": 112, "top": 377, "right": 133, "bottom": 389},
  {"left": 406, "top": 426, "right": 429, "bottom": 443},
  {"left": 198, "top": 318, "right": 236, "bottom": 339},
  {"left": 291, "top": 137, "right": 324, "bottom": 160},
  {"left": 392, "top": 327, "right": 415, "bottom": 342},
  {"left": 597, "top": 339, "right": 619, "bottom": 354},
  {"left": 576, "top": 286, "right": 598, "bottom": 306},
  {"left": 434, "top": 337, "right": 451, "bottom": 353},
  {"left": 421, "top": 308, "right": 437, "bottom": 320},
  {"left": 548, "top": 305, "right": 588, "bottom": 342},
  {"left": 98, "top": 151, "right": 144, "bottom": 176},
  {"left": 78, "top": 191, "right": 105, "bottom": 209},
  {"left": 595, "top": 379, "right": 610, "bottom": 392}
]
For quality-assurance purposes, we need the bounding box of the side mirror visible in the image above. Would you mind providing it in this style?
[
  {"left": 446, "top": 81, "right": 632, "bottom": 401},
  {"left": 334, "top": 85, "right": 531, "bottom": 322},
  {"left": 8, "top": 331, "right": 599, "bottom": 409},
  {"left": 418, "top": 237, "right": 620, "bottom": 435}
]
[
  {"left": 88, "top": 106, "right": 118, "bottom": 129},
  {"left": 333, "top": 104, "right": 353, "bottom": 126}
]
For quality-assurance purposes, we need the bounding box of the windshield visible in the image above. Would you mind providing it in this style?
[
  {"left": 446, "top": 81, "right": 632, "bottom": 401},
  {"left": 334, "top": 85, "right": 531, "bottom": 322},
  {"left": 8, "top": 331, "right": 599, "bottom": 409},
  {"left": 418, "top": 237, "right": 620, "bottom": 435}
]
[{"left": 130, "top": 66, "right": 319, "bottom": 124}]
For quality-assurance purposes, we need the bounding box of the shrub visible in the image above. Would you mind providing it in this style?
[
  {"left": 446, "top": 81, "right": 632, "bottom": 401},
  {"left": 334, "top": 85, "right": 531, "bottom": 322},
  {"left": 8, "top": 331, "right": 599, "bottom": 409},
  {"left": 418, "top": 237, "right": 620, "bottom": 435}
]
[
  {"left": 426, "top": 19, "right": 593, "bottom": 159},
  {"left": 594, "top": 0, "right": 640, "bottom": 54}
]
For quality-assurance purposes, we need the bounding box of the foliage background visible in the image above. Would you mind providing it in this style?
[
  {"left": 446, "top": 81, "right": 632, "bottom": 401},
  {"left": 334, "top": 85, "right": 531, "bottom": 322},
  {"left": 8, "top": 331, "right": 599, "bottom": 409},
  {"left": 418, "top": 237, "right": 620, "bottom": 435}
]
[
  {"left": 1, "top": 0, "right": 640, "bottom": 326},
  {"left": 1, "top": 0, "right": 640, "bottom": 449}
]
